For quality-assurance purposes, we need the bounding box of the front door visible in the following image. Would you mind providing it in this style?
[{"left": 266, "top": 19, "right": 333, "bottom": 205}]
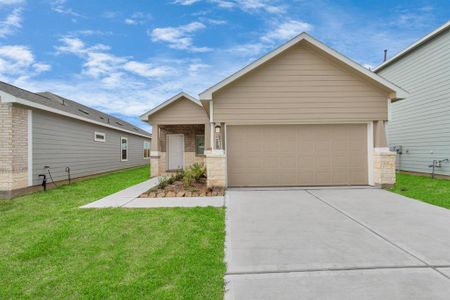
[{"left": 168, "top": 134, "right": 184, "bottom": 170}]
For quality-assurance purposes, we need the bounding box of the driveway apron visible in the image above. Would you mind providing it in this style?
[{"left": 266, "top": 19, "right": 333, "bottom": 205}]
[{"left": 224, "top": 189, "right": 450, "bottom": 299}]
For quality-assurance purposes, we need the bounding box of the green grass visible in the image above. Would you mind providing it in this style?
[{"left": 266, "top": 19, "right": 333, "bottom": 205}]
[
  {"left": 390, "top": 172, "right": 450, "bottom": 209},
  {"left": 0, "top": 166, "right": 225, "bottom": 299}
]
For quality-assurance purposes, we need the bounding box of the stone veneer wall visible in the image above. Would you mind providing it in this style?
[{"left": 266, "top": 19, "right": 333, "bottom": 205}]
[
  {"left": 205, "top": 151, "right": 226, "bottom": 188},
  {"left": 373, "top": 148, "right": 396, "bottom": 188},
  {"left": 0, "top": 103, "right": 29, "bottom": 198}
]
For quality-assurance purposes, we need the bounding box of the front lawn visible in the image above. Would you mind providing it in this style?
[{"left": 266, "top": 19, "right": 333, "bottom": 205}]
[
  {"left": 390, "top": 172, "right": 450, "bottom": 209},
  {"left": 0, "top": 166, "right": 225, "bottom": 299}
]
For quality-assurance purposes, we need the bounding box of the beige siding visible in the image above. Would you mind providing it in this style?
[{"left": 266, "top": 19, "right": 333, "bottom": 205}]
[
  {"left": 213, "top": 42, "right": 390, "bottom": 124},
  {"left": 227, "top": 124, "right": 368, "bottom": 186},
  {"left": 148, "top": 97, "right": 209, "bottom": 125}
]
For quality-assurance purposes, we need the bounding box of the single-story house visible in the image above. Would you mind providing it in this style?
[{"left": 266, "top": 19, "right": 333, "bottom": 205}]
[
  {"left": 374, "top": 20, "right": 450, "bottom": 177},
  {"left": 140, "top": 33, "right": 408, "bottom": 188},
  {"left": 0, "top": 81, "right": 151, "bottom": 199}
]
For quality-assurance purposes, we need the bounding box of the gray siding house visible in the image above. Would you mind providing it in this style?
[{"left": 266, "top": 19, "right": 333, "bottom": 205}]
[
  {"left": 0, "top": 81, "right": 151, "bottom": 199},
  {"left": 375, "top": 20, "right": 450, "bottom": 176}
]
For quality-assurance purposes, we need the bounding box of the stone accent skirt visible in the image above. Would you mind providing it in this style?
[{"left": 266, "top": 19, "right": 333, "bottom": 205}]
[
  {"left": 373, "top": 148, "right": 396, "bottom": 188},
  {"left": 205, "top": 150, "right": 226, "bottom": 188}
]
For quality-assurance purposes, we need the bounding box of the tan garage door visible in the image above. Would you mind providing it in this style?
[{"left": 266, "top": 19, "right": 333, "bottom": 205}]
[{"left": 227, "top": 124, "right": 368, "bottom": 186}]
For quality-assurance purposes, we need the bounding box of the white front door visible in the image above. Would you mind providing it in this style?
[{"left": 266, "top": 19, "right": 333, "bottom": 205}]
[{"left": 168, "top": 134, "right": 184, "bottom": 170}]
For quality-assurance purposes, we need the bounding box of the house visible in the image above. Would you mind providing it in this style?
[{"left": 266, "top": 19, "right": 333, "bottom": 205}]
[
  {"left": 0, "top": 81, "right": 151, "bottom": 199},
  {"left": 140, "top": 33, "right": 407, "bottom": 188},
  {"left": 374, "top": 20, "right": 450, "bottom": 177}
]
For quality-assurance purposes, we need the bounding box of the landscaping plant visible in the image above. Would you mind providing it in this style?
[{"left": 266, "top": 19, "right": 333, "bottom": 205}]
[
  {"left": 190, "top": 163, "right": 206, "bottom": 181},
  {"left": 158, "top": 176, "right": 170, "bottom": 189}
]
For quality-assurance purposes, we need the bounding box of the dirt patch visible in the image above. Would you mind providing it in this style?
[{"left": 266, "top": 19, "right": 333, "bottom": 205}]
[{"left": 139, "top": 178, "right": 225, "bottom": 198}]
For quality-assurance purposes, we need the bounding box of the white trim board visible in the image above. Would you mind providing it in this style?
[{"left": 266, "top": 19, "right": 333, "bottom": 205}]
[
  {"left": 367, "top": 121, "right": 374, "bottom": 186},
  {"left": 139, "top": 92, "right": 201, "bottom": 121},
  {"left": 27, "top": 110, "right": 33, "bottom": 186},
  {"left": 199, "top": 32, "right": 409, "bottom": 100},
  {"left": 0, "top": 91, "right": 151, "bottom": 139}
]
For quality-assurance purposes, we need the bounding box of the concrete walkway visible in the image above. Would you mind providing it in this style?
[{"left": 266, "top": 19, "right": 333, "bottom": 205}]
[
  {"left": 81, "top": 177, "right": 224, "bottom": 208},
  {"left": 224, "top": 188, "right": 450, "bottom": 299}
]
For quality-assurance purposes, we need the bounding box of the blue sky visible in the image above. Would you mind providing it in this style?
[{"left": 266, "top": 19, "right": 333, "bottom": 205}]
[{"left": 0, "top": 0, "right": 449, "bottom": 132}]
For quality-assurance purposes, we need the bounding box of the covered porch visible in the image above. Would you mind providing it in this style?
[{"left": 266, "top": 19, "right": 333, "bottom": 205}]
[{"left": 140, "top": 92, "right": 226, "bottom": 188}]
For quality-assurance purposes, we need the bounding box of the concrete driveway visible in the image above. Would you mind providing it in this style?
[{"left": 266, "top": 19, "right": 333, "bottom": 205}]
[{"left": 224, "top": 188, "right": 450, "bottom": 299}]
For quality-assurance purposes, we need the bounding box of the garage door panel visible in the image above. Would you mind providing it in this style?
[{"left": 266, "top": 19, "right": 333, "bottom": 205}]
[{"left": 227, "top": 124, "right": 368, "bottom": 186}]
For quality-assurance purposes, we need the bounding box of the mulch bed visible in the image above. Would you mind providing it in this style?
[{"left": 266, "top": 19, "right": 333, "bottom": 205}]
[{"left": 139, "top": 178, "right": 225, "bottom": 198}]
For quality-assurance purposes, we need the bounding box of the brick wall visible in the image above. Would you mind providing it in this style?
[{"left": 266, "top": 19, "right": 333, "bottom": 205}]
[
  {"left": 0, "top": 103, "right": 28, "bottom": 195},
  {"left": 159, "top": 124, "right": 204, "bottom": 152}
]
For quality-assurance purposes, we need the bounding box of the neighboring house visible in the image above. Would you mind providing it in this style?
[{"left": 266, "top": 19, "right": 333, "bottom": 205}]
[
  {"left": 0, "top": 81, "right": 151, "bottom": 199},
  {"left": 375, "top": 20, "right": 450, "bottom": 176},
  {"left": 141, "top": 33, "right": 407, "bottom": 188}
]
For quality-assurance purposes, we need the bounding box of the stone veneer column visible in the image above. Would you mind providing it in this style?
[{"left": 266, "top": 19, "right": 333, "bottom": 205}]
[
  {"left": 150, "top": 124, "right": 160, "bottom": 177},
  {"left": 373, "top": 148, "right": 396, "bottom": 188},
  {"left": 0, "top": 103, "right": 29, "bottom": 198},
  {"left": 205, "top": 150, "right": 226, "bottom": 188}
]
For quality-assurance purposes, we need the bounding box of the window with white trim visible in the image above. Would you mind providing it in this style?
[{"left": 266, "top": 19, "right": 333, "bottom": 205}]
[
  {"left": 144, "top": 141, "right": 150, "bottom": 159},
  {"left": 94, "top": 132, "right": 106, "bottom": 142},
  {"left": 196, "top": 135, "right": 205, "bottom": 155},
  {"left": 121, "top": 137, "right": 128, "bottom": 161}
]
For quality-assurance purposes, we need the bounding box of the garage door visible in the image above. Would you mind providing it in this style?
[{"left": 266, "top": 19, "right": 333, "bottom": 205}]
[{"left": 227, "top": 124, "right": 368, "bottom": 186}]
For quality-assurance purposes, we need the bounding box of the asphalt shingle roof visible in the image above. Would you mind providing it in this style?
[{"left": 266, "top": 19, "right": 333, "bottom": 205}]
[{"left": 0, "top": 81, "right": 151, "bottom": 138}]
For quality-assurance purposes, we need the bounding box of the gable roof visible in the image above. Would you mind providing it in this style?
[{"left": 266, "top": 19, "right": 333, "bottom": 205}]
[
  {"left": 0, "top": 81, "right": 151, "bottom": 138},
  {"left": 139, "top": 92, "right": 201, "bottom": 121},
  {"left": 374, "top": 20, "right": 450, "bottom": 72},
  {"left": 199, "top": 32, "right": 409, "bottom": 100}
]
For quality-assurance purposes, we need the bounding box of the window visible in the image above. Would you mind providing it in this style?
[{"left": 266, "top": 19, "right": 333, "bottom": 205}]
[
  {"left": 144, "top": 141, "right": 150, "bottom": 159},
  {"left": 196, "top": 135, "right": 205, "bottom": 155},
  {"left": 94, "top": 132, "right": 106, "bottom": 142},
  {"left": 121, "top": 137, "right": 128, "bottom": 161}
]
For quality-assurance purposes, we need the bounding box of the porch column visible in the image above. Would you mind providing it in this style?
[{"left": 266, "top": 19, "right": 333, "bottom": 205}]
[
  {"left": 150, "top": 124, "right": 161, "bottom": 177},
  {"left": 205, "top": 123, "right": 212, "bottom": 151},
  {"left": 205, "top": 122, "right": 226, "bottom": 188},
  {"left": 374, "top": 120, "right": 388, "bottom": 148},
  {"left": 373, "top": 120, "right": 396, "bottom": 188}
]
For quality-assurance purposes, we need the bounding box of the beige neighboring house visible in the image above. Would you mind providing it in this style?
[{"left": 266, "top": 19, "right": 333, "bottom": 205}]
[{"left": 140, "top": 33, "right": 408, "bottom": 188}]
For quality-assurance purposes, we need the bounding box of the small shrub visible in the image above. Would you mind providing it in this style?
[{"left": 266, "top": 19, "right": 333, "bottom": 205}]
[
  {"left": 167, "top": 175, "right": 176, "bottom": 185},
  {"left": 183, "top": 169, "right": 193, "bottom": 188},
  {"left": 158, "top": 176, "right": 169, "bottom": 189},
  {"left": 190, "top": 163, "right": 206, "bottom": 181},
  {"left": 175, "top": 170, "right": 184, "bottom": 181}
]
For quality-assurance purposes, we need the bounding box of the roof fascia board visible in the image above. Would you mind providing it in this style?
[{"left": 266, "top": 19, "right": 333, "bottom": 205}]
[
  {"left": 199, "top": 33, "right": 408, "bottom": 100},
  {"left": 139, "top": 92, "right": 201, "bottom": 121},
  {"left": 374, "top": 20, "right": 450, "bottom": 72},
  {"left": 0, "top": 91, "right": 151, "bottom": 138}
]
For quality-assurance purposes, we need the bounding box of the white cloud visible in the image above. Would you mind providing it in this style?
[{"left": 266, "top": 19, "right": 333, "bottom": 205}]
[
  {"left": 225, "top": 19, "right": 312, "bottom": 59},
  {"left": 123, "top": 61, "right": 174, "bottom": 77},
  {"left": 55, "top": 36, "right": 176, "bottom": 83},
  {"left": 173, "top": 0, "right": 201, "bottom": 5},
  {"left": 0, "top": 45, "right": 51, "bottom": 80},
  {"left": 124, "top": 12, "right": 152, "bottom": 25},
  {"left": 150, "top": 22, "right": 211, "bottom": 52},
  {"left": 0, "top": 8, "right": 22, "bottom": 38},
  {"left": 174, "top": 0, "right": 285, "bottom": 14},
  {"left": 0, "top": 0, "right": 24, "bottom": 6},
  {"left": 261, "top": 20, "right": 313, "bottom": 43},
  {"left": 50, "top": 0, "right": 83, "bottom": 17}
]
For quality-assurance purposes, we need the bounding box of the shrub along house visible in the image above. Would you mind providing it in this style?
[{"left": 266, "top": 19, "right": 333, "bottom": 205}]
[
  {"left": 141, "top": 33, "right": 408, "bottom": 188},
  {"left": 0, "top": 81, "right": 151, "bottom": 199}
]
